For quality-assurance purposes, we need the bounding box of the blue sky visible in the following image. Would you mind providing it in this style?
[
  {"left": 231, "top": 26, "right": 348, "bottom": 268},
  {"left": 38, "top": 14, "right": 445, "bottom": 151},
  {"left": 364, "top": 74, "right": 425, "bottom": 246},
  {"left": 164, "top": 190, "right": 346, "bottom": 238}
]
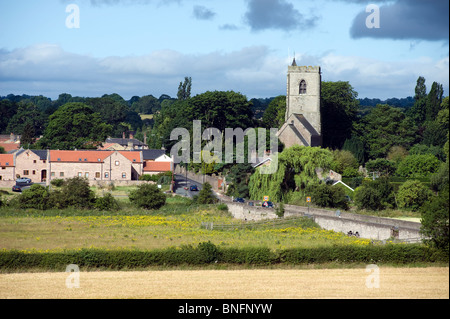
[{"left": 0, "top": 0, "right": 448, "bottom": 100}]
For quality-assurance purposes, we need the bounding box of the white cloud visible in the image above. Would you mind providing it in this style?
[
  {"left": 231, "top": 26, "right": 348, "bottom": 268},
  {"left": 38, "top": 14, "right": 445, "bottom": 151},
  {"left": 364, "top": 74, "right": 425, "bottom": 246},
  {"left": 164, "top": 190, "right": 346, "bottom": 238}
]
[{"left": 0, "top": 43, "right": 448, "bottom": 100}]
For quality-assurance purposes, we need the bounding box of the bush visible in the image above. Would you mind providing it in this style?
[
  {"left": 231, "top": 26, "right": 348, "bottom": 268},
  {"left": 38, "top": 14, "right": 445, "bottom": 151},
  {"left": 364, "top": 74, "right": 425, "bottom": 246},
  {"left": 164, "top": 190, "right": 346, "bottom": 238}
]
[
  {"left": 194, "top": 182, "right": 218, "bottom": 204},
  {"left": 50, "top": 179, "right": 65, "bottom": 187},
  {"left": 365, "top": 158, "right": 397, "bottom": 177},
  {"left": 94, "top": 193, "right": 120, "bottom": 211},
  {"left": 397, "top": 180, "right": 433, "bottom": 211},
  {"left": 396, "top": 154, "right": 441, "bottom": 178},
  {"left": 129, "top": 183, "right": 166, "bottom": 209},
  {"left": 307, "top": 183, "right": 349, "bottom": 210},
  {"left": 60, "top": 177, "right": 96, "bottom": 209},
  {"left": 354, "top": 186, "right": 384, "bottom": 211},
  {"left": 18, "top": 184, "right": 51, "bottom": 210}
]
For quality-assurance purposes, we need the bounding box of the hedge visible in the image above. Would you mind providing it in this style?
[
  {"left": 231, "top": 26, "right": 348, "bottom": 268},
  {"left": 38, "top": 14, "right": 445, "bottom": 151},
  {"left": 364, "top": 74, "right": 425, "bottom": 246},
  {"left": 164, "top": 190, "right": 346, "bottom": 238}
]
[{"left": 0, "top": 242, "right": 447, "bottom": 271}]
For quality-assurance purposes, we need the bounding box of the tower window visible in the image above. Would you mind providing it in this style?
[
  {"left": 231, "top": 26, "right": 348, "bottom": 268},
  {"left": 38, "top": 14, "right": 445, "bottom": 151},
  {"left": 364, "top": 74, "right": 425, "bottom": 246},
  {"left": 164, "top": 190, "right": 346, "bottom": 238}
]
[{"left": 299, "top": 80, "right": 307, "bottom": 94}]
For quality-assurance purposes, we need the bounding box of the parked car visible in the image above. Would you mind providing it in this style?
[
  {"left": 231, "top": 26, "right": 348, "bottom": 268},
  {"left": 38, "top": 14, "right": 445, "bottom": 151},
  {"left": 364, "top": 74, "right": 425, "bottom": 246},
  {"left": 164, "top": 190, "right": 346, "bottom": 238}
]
[
  {"left": 12, "top": 185, "right": 22, "bottom": 192},
  {"left": 233, "top": 197, "right": 245, "bottom": 203},
  {"left": 16, "top": 177, "right": 32, "bottom": 184},
  {"left": 189, "top": 185, "right": 199, "bottom": 191},
  {"left": 262, "top": 201, "right": 274, "bottom": 208}
]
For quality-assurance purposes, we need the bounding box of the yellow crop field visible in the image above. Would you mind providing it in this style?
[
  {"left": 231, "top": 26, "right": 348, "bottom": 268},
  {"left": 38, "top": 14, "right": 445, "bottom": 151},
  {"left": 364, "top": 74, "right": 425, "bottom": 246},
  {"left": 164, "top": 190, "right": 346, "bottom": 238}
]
[{"left": 0, "top": 267, "right": 448, "bottom": 299}]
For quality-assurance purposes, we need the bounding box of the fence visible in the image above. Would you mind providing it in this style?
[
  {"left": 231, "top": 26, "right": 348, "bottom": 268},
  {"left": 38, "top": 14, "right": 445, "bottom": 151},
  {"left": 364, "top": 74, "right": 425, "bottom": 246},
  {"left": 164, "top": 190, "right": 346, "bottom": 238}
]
[{"left": 201, "top": 215, "right": 315, "bottom": 231}]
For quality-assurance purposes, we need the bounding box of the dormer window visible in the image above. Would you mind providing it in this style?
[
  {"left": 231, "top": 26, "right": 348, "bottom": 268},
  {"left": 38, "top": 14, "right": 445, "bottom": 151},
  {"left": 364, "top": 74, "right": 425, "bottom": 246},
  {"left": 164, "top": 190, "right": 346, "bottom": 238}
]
[{"left": 299, "top": 80, "right": 307, "bottom": 94}]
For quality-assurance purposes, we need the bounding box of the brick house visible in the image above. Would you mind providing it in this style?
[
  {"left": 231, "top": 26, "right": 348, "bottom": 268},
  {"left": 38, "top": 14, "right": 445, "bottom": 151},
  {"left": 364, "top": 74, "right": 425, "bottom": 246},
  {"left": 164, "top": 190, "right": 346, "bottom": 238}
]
[
  {"left": 48, "top": 150, "right": 142, "bottom": 183},
  {"left": 14, "top": 149, "right": 48, "bottom": 183},
  {"left": 141, "top": 149, "right": 173, "bottom": 176},
  {"left": 0, "top": 154, "right": 15, "bottom": 181}
]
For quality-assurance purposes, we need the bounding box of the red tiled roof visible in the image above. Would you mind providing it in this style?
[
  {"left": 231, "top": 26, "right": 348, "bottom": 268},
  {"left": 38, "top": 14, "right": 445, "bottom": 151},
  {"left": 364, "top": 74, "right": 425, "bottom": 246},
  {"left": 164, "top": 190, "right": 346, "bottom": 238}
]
[
  {"left": 143, "top": 161, "right": 172, "bottom": 172},
  {"left": 118, "top": 151, "right": 141, "bottom": 163},
  {"left": 0, "top": 142, "right": 20, "bottom": 153},
  {"left": 50, "top": 150, "right": 113, "bottom": 163},
  {"left": 0, "top": 154, "right": 14, "bottom": 167}
]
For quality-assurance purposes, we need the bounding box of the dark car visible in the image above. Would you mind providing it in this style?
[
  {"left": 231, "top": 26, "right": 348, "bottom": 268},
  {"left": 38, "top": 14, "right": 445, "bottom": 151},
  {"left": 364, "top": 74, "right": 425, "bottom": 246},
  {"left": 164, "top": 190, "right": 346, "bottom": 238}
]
[
  {"left": 262, "top": 201, "right": 274, "bottom": 208},
  {"left": 189, "top": 185, "right": 199, "bottom": 191},
  {"left": 12, "top": 185, "right": 22, "bottom": 192},
  {"left": 16, "top": 177, "right": 32, "bottom": 184},
  {"left": 233, "top": 197, "right": 245, "bottom": 203}
]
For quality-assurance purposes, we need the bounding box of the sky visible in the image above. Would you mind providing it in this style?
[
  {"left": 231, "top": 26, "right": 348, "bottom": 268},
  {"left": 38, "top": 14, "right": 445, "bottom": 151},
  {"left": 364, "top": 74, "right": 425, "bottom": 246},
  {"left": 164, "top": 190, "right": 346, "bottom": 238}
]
[{"left": 0, "top": 0, "right": 448, "bottom": 101}]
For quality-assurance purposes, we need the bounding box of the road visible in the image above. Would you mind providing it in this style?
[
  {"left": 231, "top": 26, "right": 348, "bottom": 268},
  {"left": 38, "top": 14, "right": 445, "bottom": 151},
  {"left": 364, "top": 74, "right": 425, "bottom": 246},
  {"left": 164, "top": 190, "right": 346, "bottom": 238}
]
[{"left": 173, "top": 174, "right": 203, "bottom": 198}]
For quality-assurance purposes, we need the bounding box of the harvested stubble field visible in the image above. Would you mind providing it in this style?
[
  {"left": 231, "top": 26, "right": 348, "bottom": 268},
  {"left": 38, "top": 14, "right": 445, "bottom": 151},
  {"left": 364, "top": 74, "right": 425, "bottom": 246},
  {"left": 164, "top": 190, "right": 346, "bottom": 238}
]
[{"left": 0, "top": 267, "right": 448, "bottom": 299}]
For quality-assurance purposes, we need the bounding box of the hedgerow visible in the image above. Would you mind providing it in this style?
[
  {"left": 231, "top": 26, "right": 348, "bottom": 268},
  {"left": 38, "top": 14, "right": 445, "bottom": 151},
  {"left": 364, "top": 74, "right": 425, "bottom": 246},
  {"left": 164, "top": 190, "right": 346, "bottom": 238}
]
[{"left": 0, "top": 242, "right": 447, "bottom": 271}]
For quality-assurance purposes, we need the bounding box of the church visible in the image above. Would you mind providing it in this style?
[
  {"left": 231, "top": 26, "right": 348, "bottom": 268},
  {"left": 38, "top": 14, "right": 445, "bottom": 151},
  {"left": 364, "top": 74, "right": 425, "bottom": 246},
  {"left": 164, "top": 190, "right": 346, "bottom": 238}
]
[{"left": 277, "top": 58, "right": 322, "bottom": 148}]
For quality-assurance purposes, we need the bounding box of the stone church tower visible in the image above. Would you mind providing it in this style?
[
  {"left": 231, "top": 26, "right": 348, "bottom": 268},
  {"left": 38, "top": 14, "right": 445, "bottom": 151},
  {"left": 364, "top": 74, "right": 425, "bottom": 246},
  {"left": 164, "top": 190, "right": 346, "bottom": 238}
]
[{"left": 277, "top": 58, "right": 322, "bottom": 148}]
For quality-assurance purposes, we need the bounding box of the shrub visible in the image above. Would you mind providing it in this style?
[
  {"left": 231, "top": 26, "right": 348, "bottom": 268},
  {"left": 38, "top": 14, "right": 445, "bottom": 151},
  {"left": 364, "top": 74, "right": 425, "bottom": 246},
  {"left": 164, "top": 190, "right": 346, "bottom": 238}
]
[
  {"left": 60, "top": 177, "right": 96, "bottom": 209},
  {"left": 18, "top": 184, "right": 51, "bottom": 210},
  {"left": 94, "top": 193, "right": 120, "bottom": 211},
  {"left": 354, "top": 186, "right": 384, "bottom": 211},
  {"left": 194, "top": 182, "right": 218, "bottom": 204},
  {"left": 50, "top": 179, "right": 65, "bottom": 187},
  {"left": 129, "top": 183, "right": 166, "bottom": 209},
  {"left": 365, "top": 158, "right": 397, "bottom": 177},
  {"left": 397, "top": 180, "right": 433, "bottom": 211},
  {"left": 307, "top": 183, "right": 349, "bottom": 210},
  {"left": 217, "top": 203, "right": 228, "bottom": 211},
  {"left": 396, "top": 154, "right": 441, "bottom": 178}
]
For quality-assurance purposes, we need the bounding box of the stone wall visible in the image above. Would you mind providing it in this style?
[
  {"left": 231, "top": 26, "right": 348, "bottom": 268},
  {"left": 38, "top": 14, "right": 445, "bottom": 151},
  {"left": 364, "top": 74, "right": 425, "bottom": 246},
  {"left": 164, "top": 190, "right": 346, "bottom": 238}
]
[{"left": 174, "top": 165, "right": 225, "bottom": 192}]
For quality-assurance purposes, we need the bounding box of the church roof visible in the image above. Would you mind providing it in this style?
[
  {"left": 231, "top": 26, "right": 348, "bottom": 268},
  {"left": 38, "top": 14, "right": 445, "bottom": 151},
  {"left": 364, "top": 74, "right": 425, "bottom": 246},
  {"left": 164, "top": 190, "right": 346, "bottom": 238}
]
[{"left": 291, "top": 57, "right": 297, "bottom": 66}]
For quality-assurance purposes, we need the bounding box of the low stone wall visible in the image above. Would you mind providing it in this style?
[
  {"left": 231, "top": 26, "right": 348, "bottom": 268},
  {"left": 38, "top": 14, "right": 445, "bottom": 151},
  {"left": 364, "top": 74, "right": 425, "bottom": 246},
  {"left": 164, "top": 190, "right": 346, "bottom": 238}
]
[
  {"left": 88, "top": 180, "right": 156, "bottom": 187},
  {"left": 225, "top": 202, "right": 278, "bottom": 221}
]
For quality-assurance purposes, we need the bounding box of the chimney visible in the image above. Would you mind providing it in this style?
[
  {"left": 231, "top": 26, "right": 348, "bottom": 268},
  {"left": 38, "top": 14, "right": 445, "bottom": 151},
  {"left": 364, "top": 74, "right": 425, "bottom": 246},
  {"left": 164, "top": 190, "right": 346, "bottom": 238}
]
[
  {"left": 123, "top": 132, "right": 126, "bottom": 139},
  {"left": 129, "top": 132, "right": 134, "bottom": 140},
  {"left": 144, "top": 132, "right": 147, "bottom": 145}
]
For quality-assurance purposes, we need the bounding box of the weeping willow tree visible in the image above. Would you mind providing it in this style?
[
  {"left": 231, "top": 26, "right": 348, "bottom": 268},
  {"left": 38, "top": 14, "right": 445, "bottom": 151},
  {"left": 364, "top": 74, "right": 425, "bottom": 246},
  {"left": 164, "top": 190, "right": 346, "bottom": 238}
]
[{"left": 249, "top": 145, "right": 333, "bottom": 202}]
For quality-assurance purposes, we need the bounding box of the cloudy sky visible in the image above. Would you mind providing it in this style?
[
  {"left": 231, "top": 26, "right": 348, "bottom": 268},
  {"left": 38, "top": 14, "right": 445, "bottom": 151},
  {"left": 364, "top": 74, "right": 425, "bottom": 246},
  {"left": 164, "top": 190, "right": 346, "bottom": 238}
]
[{"left": 0, "top": 0, "right": 448, "bottom": 100}]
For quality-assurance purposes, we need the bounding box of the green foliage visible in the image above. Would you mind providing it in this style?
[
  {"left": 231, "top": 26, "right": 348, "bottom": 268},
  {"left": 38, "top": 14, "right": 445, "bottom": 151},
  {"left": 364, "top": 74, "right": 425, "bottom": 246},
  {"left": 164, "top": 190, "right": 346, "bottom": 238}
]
[
  {"left": 397, "top": 180, "right": 433, "bottom": 211},
  {"left": 356, "top": 104, "right": 418, "bottom": 160},
  {"left": 194, "top": 182, "right": 218, "bottom": 204},
  {"left": 129, "top": 183, "right": 166, "bottom": 210},
  {"left": 249, "top": 145, "right": 334, "bottom": 202},
  {"left": 0, "top": 243, "right": 446, "bottom": 270},
  {"left": 18, "top": 184, "right": 51, "bottom": 210},
  {"left": 331, "top": 149, "right": 359, "bottom": 177},
  {"left": 50, "top": 179, "right": 65, "bottom": 187},
  {"left": 94, "top": 193, "right": 120, "bottom": 211},
  {"left": 60, "top": 177, "right": 96, "bottom": 209},
  {"left": 306, "top": 183, "right": 349, "bottom": 210},
  {"left": 354, "top": 186, "right": 384, "bottom": 211},
  {"left": 321, "top": 81, "right": 359, "bottom": 149},
  {"left": 396, "top": 154, "right": 441, "bottom": 178},
  {"left": 365, "top": 158, "right": 397, "bottom": 177},
  {"left": 37, "top": 102, "right": 112, "bottom": 150},
  {"left": 342, "top": 135, "right": 365, "bottom": 164},
  {"left": 420, "top": 186, "right": 449, "bottom": 251},
  {"left": 261, "top": 95, "right": 286, "bottom": 129}
]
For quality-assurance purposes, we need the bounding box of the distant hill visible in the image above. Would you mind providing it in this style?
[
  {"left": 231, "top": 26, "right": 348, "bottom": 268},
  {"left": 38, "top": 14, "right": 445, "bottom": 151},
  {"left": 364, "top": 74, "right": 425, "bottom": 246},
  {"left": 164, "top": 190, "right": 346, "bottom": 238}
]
[{"left": 358, "top": 96, "right": 415, "bottom": 108}]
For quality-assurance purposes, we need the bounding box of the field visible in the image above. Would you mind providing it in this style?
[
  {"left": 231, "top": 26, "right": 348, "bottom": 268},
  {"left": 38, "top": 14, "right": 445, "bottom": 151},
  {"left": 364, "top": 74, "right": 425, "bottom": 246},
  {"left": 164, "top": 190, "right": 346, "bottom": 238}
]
[
  {"left": 1, "top": 187, "right": 448, "bottom": 299},
  {"left": 1, "top": 267, "right": 448, "bottom": 299}
]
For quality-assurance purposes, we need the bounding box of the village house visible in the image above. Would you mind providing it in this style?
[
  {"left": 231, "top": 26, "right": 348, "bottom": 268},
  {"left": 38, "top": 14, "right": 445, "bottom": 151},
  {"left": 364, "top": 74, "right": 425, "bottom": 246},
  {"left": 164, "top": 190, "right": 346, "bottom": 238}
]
[{"left": 0, "top": 148, "right": 173, "bottom": 186}]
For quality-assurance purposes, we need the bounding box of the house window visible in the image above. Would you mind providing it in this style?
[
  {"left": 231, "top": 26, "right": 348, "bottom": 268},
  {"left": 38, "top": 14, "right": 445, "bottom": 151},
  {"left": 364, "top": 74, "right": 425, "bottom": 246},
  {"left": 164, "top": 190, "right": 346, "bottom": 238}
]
[
  {"left": 51, "top": 172, "right": 56, "bottom": 177},
  {"left": 299, "top": 80, "right": 307, "bottom": 94},
  {"left": 85, "top": 172, "right": 89, "bottom": 178},
  {"left": 60, "top": 172, "right": 64, "bottom": 177},
  {"left": 33, "top": 160, "right": 37, "bottom": 164},
  {"left": 105, "top": 172, "right": 109, "bottom": 178},
  {"left": 32, "top": 170, "right": 36, "bottom": 175},
  {"left": 78, "top": 172, "right": 82, "bottom": 177},
  {"left": 23, "top": 170, "right": 29, "bottom": 175},
  {"left": 0, "top": 176, "right": 2, "bottom": 180},
  {"left": 115, "top": 161, "right": 120, "bottom": 166},
  {"left": 122, "top": 172, "right": 126, "bottom": 178},
  {"left": 95, "top": 172, "right": 100, "bottom": 178}
]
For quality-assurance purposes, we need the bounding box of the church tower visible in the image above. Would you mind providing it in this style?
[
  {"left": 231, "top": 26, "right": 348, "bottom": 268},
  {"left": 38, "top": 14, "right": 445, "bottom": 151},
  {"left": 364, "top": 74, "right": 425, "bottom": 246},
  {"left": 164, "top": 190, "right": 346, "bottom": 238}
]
[{"left": 277, "top": 59, "right": 322, "bottom": 148}]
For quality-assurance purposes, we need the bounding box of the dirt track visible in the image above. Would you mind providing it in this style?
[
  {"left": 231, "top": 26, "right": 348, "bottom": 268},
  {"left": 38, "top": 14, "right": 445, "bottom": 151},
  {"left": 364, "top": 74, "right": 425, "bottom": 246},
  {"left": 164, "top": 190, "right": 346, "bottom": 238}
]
[{"left": 0, "top": 267, "right": 448, "bottom": 299}]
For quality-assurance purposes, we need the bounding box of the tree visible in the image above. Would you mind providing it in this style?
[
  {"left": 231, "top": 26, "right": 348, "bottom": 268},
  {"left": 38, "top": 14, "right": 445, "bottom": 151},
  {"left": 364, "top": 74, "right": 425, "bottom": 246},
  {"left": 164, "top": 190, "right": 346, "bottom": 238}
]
[
  {"left": 59, "top": 177, "right": 96, "bottom": 209},
  {"left": 177, "top": 77, "right": 192, "bottom": 101},
  {"left": 396, "top": 154, "right": 441, "bottom": 179},
  {"left": 20, "top": 121, "right": 36, "bottom": 147},
  {"left": 342, "top": 135, "right": 365, "bottom": 165},
  {"left": 130, "top": 95, "right": 161, "bottom": 114},
  {"left": 356, "top": 104, "right": 418, "bottom": 160},
  {"left": 6, "top": 100, "right": 46, "bottom": 136},
  {"left": 306, "top": 183, "right": 349, "bottom": 210},
  {"left": 18, "top": 184, "right": 51, "bottom": 210},
  {"left": 365, "top": 158, "right": 397, "bottom": 177},
  {"left": 129, "top": 183, "right": 166, "bottom": 209},
  {"left": 425, "top": 82, "right": 444, "bottom": 122},
  {"left": 194, "top": 182, "right": 218, "bottom": 204},
  {"left": 331, "top": 149, "right": 359, "bottom": 177},
  {"left": 249, "top": 145, "right": 334, "bottom": 202},
  {"left": 420, "top": 185, "right": 449, "bottom": 251},
  {"left": 354, "top": 186, "right": 384, "bottom": 211},
  {"left": 262, "top": 95, "right": 286, "bottom": 129},
  {"left": 321, "top": 81, "right": 359, "bottom": 149},
  {"left": 397, "top": 180, "right": 433, "bottom": 211},
  {"left": 0, "top": 100, "right": 18, "bottom": 134},
  {"left": 37, "top": 103, "right": 112, "bottom": 150},
  {"left": 409, "top": 76, "right": 427, "bottom": 125}
]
